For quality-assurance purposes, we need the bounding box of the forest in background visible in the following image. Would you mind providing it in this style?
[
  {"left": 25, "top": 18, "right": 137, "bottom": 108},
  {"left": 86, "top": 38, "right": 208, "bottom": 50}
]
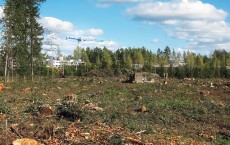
[
  {"left": 0, "top": 0, "right": 230, "bottom": 82},
  {"left": 66, "top": 47, "right": 230, "bottom": 79}
]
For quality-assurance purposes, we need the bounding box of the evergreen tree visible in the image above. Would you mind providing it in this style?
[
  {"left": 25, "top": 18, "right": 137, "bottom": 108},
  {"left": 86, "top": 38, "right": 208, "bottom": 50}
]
[
  {"left": 2, "top": 0, "right": 45, "bottom": 81},
  {"left": 2, "top": 0, "right": 16, "bottom": 82},
  {"left": 27, "top": 0, "right": 45, "bottom": 81},
  {"left": 164, "top": 46, "right": 171, "bottom": 62}
]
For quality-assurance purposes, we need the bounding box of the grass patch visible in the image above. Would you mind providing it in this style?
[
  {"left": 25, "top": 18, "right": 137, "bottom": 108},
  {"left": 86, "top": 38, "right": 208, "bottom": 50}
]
[{"left": 0, "top": 77, "right": 229, "bottom": 144}]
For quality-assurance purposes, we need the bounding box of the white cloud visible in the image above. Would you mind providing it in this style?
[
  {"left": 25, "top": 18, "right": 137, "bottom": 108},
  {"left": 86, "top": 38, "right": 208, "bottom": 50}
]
[
  {"left": 40, "top": 17, "right": 104, "bottom": 37},
  {"left": 85, "top": 28, "right": 104, "bottom": 36},
  {"left": 40, "top": 16, "right": 119, "bottom": 55},
  {"left": 0, "top": 7, "right": 3, "bottom": 19},
  {"left": 127, "top": 0, "right": 230, "bottom": 52},
  {"left": 70, "top": 28, "right": 103, "bottom": 37},
  {"left": 152, "top": 38, "right": 160, "bottom": 43},
  {"left": 127, "top": 0, "right": 227, "bottom": 21},
  {"left": 166, "top": 20, "right": 230, "bottom": 50},
  {"left": 43, "top": 35, "right": 119, "bottom": 56},
  {"left": 39, "top": 17, "right": 74, "bottom": 32}
]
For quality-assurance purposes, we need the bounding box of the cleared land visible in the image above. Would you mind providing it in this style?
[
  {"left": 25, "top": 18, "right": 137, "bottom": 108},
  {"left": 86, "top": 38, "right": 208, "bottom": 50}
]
[{"left": 0, "top": 77, "right": 229, "bottom": 144}]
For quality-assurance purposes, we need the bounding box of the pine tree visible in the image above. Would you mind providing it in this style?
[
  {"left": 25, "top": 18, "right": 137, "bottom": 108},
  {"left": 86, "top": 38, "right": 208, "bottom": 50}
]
[
  {"left": 2, "top": 0, "right": 45, "bottom": 81},
  {"left": 2, "top": 0, "right": 17, "bottom": 82},
  {"left": 27, "top": 0, "right": 45, "bottom": 81}
]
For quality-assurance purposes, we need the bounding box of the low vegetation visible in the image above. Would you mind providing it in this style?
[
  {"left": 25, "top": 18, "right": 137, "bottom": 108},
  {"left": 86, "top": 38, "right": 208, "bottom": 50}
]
[{"left": 0, "top": 76, "right": 229, "bottom": 144}]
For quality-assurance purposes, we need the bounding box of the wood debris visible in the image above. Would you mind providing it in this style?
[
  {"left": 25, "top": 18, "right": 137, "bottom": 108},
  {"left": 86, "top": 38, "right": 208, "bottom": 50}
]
[
  {"left": 0, "top": 113, "right": 7, "bottom": 121},
  {"left": 200, "top": 90, "right": 210, "bottom": 96},
  {"left": 83, "top": 101, "right": 103, "bottom": 111},
  {"left": 134, "top": 106, "right": 148, "bottom": 113},
  {"left": 23, "top": 88, "right": 31, "bottom": 93},
  {"left": 126, "top": 137, "right": 144, "bottom": 145},
  {"left": 39, "top": 106, "right": 53, "bottom": 116},
  {"left": 0, "top": 83, "right": 3, "bottom": 91},
  {"left": 63, "top": 93, "right": 77, "bottom": 102},
  {"left": 12, "top": 138, "right": 44, "bottom": 145}
]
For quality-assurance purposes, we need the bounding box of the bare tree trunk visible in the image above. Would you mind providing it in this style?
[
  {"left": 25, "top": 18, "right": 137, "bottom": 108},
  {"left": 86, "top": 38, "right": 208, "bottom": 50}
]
[
  {"left": 30, "top": 15, "right": 34, "bottom": 82},
  {"left": 30, "top": 26, "right": 33, "bottom": 81},
  {"left": 11, "top": 57, "right": 14, "bottom": 82},
  {"left": 4, "top": 53, "right": 9, "bottom": 83}
]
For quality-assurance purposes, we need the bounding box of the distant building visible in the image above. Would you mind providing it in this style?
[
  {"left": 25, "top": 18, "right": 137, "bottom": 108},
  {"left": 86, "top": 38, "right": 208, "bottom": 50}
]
[
  {"left": 47, "top": 59, "right": 62, "bottom": 68},
  {"left": 46, "top": 57, "right": 85, "bottom": 69}
]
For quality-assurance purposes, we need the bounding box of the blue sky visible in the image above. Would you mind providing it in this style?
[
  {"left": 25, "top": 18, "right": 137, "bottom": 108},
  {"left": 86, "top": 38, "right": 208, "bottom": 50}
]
[{"left": 0, "top": 0, "right": 230, "bottom": 56}]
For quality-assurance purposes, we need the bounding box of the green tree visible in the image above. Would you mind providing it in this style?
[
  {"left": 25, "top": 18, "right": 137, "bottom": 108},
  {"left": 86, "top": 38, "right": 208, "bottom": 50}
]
[
  {"left": 74, "top": 46, "right": 82, "bottom": 61},
  {"left": 194, "top": 55, "right": 204, "bottom": 78},
  {"left": 157, "top": 48, "right": 162, "bottom": 59},
  {"left": 196, "top": 55, "right": 204, "bottom": 67},
  {"left": 133, "top": 51, "right": 144, "bottom": 64},
  {"left": 2, "top": 0, "right": 45, "bottom": 81},
  {"left": 175, "top": 66, "right": 185, "bottom": 79},
  {"left": 213, "top": 49, "right": 227, "bottom": 66},
  {"left": 126, "top": 55, "right": 133, "bottom": 69},
  {"left": 81, "top": 49, "right": 91, "bottom": 67},
  {"left": 95, "top": 56, "right": 101, "bottom": 68},
  {"left": 164, "top": 46, "right": 171, "bottom": 61},
  {"left": 27, "top": 0, "right": 45, "bottom": 81},
  {"left": 2, "top": 0, "right": 16, "bottom": 82},
  {"left": 101, "top": 48, "right": 112, "bottom": 69}
]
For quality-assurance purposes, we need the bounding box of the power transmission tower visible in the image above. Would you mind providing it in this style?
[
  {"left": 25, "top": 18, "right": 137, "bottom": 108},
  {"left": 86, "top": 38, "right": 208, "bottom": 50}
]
[{"left": 43, "top": 33, "right": 59, "bottom": 79}]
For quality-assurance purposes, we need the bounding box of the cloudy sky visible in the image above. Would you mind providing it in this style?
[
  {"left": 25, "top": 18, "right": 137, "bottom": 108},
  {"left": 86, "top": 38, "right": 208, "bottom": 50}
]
[{"left": 0, "top": 0, "right": 230, "bottom": 56}]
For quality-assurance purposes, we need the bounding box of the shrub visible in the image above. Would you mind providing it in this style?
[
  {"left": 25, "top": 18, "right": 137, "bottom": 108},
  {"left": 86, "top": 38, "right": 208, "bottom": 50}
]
[
  {"left": 0, "top": 102, "right": 11, "bottom": 114},
  {"left": 24, "top": 95, "right": 44, "bottom": 116},
  {"left": 56, "top": 103, "right": 83, "bottom": 122},
  {"left": 108, "top": 134, "right": 123, "bottom": 145},
  {"left": 64, "top": 65, "right": 76, "bottom": 76}
]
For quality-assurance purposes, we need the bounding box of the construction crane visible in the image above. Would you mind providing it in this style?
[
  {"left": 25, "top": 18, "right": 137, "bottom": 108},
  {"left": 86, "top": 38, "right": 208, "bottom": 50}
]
[
  {"left": 66, "top": 37, "right": 103, "bottom": 64},
  {"left": 66, "top": 37, "right": 104, "bottom": 43}
]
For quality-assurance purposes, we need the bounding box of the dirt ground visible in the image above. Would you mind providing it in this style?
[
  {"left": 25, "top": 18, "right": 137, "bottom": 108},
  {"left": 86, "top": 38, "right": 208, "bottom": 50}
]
[{"left": 0, "top": 77, "right": 229, "bottom": 144}]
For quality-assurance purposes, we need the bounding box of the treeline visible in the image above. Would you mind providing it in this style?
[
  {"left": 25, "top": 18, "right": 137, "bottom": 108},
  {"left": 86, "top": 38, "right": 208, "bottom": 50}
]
[
  {"left": 1, "top": 44, "right": 230, "bottom": 80},
  {"left": 72, "top": 46, "right": 230, "bottom": 79}
]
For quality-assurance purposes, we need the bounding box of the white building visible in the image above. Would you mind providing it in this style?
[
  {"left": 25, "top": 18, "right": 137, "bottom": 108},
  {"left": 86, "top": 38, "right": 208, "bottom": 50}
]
[
  {"left": 46, "top": 58, "right": 83, "bottom": 68},
  {"left": 47, "top": 59, "right": 62, "bottom": 68}
]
